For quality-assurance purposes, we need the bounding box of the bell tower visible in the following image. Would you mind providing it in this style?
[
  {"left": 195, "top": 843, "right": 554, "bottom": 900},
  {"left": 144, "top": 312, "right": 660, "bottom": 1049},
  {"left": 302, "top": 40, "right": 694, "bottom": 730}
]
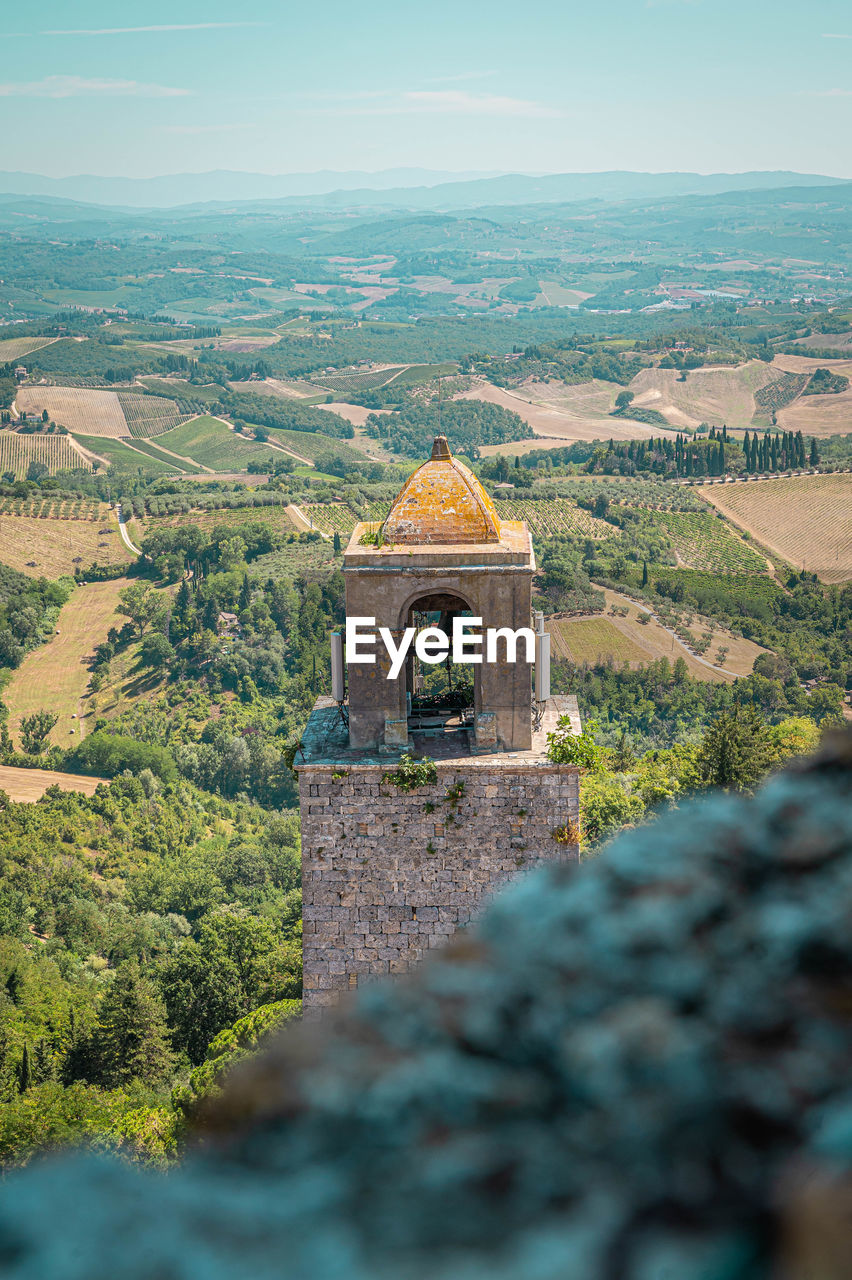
[
  {"left": 296, "top": 437, "right": 581, "bottom": 1013},
  {"left": 344, "top": 436, "right": 536, "bottom": 753}
]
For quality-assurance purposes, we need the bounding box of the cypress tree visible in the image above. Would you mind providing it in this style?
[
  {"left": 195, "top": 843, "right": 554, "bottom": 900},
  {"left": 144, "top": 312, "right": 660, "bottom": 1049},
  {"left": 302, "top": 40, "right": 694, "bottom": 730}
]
[
  {"left": 16, "top": 1044, "right": 31, "bottom": 1094},
  {"left": 810, "top": 437, "right": 820, "bottom": 466},
  {"left": 796, "top": 431, "right": 805, "bottom": 467},
  {"left": 91, "top": 963, "right": 174, "bottom": 1089}
]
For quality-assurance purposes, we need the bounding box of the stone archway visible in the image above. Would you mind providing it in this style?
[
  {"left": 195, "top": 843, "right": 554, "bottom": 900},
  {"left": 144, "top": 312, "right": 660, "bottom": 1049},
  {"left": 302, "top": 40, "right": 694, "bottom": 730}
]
[{"left": 397, "top": 588, "right": 480, "bottom": 741}]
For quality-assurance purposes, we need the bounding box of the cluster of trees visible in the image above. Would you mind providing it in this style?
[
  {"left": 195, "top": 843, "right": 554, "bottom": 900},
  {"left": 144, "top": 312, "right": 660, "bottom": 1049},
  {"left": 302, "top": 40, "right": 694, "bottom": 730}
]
[
  {"left": 546, "top": 702, "right": 827, "bottom": 845},
  {"left": 365, "top": 399, "right": 532, "bottom": 459},
  {"left": 0, "top": 564, "right": 71, "bottom": 670},
  {"left": 803, "top": 366, "right": 848, "bottom": 396},
  {"left": 582, "top": 427, "right": 820, "bottom": 479},
  {"left": 483, "top": 338, "right": 644, "bottom": 390},
  {"left": 0, "top": 362, "right": 16, "bottom": 411},
  {"left": 217, "top": 391, "right": 355, "bottom": 441},
  {"left": 554, "top": 655, "right": 844, "bottom": 754},
  {"left": 59, "top": 525, "right": 346, "bottom": 805},
  {"left": 0, "top": 777, "right": 302, "bottom": 1165},
  {"left": 741, "top": 429, "right": 816, "bottom": 472}
]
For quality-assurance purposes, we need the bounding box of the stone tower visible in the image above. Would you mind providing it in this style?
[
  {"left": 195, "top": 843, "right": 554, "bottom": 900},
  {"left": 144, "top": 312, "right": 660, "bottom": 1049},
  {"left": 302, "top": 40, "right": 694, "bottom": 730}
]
[
  {"left": 346, "top": 435, "right": 536, "bottom": 753},
  {"left": 298, "top": 437, "right": 580, "bottom": 1012}
]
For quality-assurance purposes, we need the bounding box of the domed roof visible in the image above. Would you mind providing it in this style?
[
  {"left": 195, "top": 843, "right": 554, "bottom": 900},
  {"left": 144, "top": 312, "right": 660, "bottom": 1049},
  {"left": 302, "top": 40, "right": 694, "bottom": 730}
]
[{"left": 382, "top": 437, "right": 502, "bottom": 545}]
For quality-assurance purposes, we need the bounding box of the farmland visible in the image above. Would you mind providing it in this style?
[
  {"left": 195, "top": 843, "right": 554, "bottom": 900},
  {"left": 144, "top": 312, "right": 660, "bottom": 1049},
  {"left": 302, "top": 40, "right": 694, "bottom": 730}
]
[
  {"left": 700, "top": 474, "right": 852, "bottom": 582},
  {"left": 773, "top": 355, "right": 852, "bottom": 436},
  {"left": 16, "top": 386, "right": 193, "bottom": 439},
  {"left": 301, "top": 503, "right": 358, "bottom": 535},
  {"left": 0, "top": 505, "right": 134, "bottom": 576},
  {"left": 251, "top": 535, "right": 345, "bottom": 582},
  {"left": 311, "top": 365, "right": 408, "bottom": 395},
  {"left": 0, "top": 430, "right": 82, "bottom": 478},
  {"left": 105, "top": 438, "right": 185, "bottom": 471},
  {"left": 461, "top": 381, "right": 673, "bottom": 448},
  {"left": 0, "top": 335, "right": 59, "bottom": 363},
  {"left": 141, "top": 503, "right": 296, "bottom": 536},
  {"left": 635, "top": 509, "right": 769, "bottom": 574},
  {"left": 628, "top": 360, "right": 779, "bottom": 430},
  {"left": 550, "top": 618, "right": 651, "bottom": 667},
  {"left": 497, "top": 498, "right": 620, "bottom": 540},
  {"left": 0, "top": 495, "right": 107, "bottom": 519},
  {"left": 115, "top": 391, "right": 193, "bottom": 437},
  {"left": 264, "top": 426, "right": 368, "bottom": 467},
  {"left": 4, "top": 578, "right": 129, "bottom": 748},
  {"left": 549, "top": 588, "right": 767, "bottom": 682},
  {"left": 0, "top": 764, "right": 105, "bottom": 802},
  {"left": 17, "top": 386, "right": 127, "bottom": 436},
  {"left": 73, "top": 433, "right": 180, "bottom": 473},
  {"left": 144, "top": 416, "right": 288, "bottom": 471},
  {"left": 228, "top": 377, "right": 328, "bottom": 400}
]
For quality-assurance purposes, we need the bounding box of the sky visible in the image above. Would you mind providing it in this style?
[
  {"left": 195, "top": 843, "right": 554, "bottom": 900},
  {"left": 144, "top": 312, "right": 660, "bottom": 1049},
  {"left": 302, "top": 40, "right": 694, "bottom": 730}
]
[{"left": 0, "top": 0, "right": 850, "bottom": 179}]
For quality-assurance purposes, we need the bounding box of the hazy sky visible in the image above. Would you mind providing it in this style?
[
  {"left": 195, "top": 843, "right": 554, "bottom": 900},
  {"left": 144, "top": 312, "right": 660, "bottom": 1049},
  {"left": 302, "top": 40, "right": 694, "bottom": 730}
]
[{"left": 1, "top": 0, "right": 850, "bottom": 178}]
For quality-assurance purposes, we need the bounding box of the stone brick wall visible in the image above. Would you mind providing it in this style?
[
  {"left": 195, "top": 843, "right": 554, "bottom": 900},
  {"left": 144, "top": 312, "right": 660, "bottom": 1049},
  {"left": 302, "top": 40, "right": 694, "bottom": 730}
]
[{"left": 300, "top": 760, "right": 580, "bottom": 1010}]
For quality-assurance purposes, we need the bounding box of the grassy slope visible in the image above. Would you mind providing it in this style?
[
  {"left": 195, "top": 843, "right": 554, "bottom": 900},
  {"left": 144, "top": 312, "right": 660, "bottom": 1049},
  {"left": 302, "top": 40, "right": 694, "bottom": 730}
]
[
  {"left": 263, "top": 425, "right": 369, "bottom": 465},
  {"left": 150, "top": 416, "right": 289, "bottom": 471},
  {"left": 0, "top": 336, "right": 59, "bottom": 362},
  {"left": 4, "top": 579, "right": 129, "bottom": 748},
  {"left": 550, "top": 587, "right": 767, "bottom": 683},
  {"left": 74, "top": 433, "right": 180, "bottom": 474},
  {"left": 0, "top": 509, "right": 133, "bottom": 577}
]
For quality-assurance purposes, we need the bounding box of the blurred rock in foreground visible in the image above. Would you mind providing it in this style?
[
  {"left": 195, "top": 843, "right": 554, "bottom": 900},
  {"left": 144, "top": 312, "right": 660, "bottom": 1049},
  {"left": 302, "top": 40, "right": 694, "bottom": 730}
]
[{"left": 1, "top": 734, "right": 851, "bottom": 1280}]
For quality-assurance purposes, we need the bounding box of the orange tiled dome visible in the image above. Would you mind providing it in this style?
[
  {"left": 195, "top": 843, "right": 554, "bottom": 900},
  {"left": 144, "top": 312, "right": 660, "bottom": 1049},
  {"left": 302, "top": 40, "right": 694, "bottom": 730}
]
[{"left": 382, "top": 437, "right": 501, "bottom": 545}]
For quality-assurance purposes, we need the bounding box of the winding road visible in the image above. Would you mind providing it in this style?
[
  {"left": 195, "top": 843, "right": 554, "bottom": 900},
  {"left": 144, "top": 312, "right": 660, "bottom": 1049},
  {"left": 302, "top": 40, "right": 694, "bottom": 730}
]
[{"left": 115, "top": 503, "right": 142, "bottom": 556}]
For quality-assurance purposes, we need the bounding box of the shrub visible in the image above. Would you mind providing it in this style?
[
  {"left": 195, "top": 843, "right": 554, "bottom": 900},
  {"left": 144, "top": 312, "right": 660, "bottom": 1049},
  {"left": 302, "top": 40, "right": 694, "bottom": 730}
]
[{"left": 66, "top": 732, "right": 178, "bottom": 782}]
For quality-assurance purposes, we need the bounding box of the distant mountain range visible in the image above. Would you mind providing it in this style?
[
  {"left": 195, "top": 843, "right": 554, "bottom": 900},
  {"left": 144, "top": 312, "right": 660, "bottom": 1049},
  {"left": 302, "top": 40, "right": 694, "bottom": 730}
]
[
  {"left": 0, "top": 169, "right": 499, "bottom": 209},
  {"left": 0, "top": 168, "right": 847, "bottom": 213}
]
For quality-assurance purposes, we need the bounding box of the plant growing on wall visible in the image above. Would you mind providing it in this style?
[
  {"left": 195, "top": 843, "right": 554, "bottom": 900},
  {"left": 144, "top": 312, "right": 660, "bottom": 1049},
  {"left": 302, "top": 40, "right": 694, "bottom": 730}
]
[
  {"left": 546, "top": 717, "right": 605, "bottom": 772},
  {"left": 381, "top": 753, "right": 437, "bottom": 791}
]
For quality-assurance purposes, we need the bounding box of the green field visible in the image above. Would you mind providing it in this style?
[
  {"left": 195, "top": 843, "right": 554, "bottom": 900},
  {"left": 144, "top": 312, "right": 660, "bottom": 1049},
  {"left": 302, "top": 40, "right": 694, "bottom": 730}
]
[
  {"left": 4, "top": 580, "right": 129, "bottom": 747},
  {"left": 74, "top": 434, "right": 180, "bottom": 474},
  {"left": 142, "top": 505, "right": 295, "bottom": 535},
  {"left": 630, "top": 509, "right": 769, "bottom": 575},
  {"left": 115, "top": 391, "right": 193, "bottom": 438},
  {"left": 263, "top": 425, "right": 368, "bottom": 466},
  {"left": 149, "top": 416, "right": 288, "bottom": 471},
  {"left": 117, "top": 439, "right": 187, "bottom": 471},
  {"left": 42, "top": 286, "right": 142, "bottom": 308},
  {"left": 551, "top": 617, "right": 653, "bottom": 666}
]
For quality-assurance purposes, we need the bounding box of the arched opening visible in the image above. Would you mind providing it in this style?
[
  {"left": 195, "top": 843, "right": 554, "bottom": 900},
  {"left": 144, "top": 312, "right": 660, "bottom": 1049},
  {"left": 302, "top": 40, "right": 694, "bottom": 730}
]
[{"left": 399, "top": 590, "right": 479, "bottom": 747}]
